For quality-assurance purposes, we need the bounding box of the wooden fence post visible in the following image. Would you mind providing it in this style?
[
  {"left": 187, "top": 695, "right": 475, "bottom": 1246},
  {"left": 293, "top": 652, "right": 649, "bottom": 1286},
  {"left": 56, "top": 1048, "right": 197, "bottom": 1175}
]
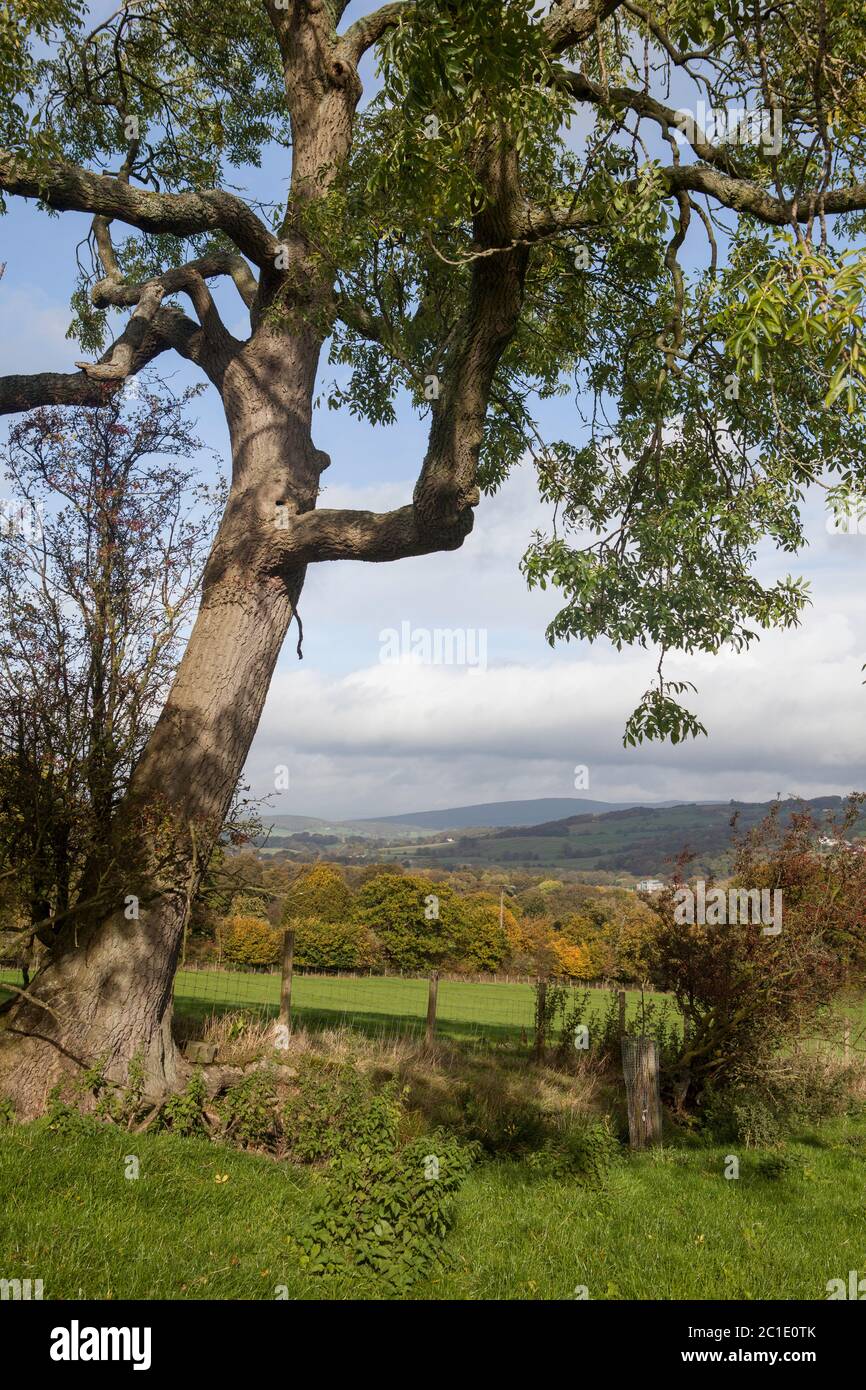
[
  {"left": 426, "top": 971, "right": 439, "bottom": 1045},
  {"left": 535, "top": 978, "right": 547, "bottom": 1061},
  {"left": 621, "top": 1035, "right": 663, "bottom": 1149},
  {"left": 617, "top": 988, "right": 626, "bottom": 1038},
  {"left": 274, "top": 928, "right": 294, "bottom": 1050}
]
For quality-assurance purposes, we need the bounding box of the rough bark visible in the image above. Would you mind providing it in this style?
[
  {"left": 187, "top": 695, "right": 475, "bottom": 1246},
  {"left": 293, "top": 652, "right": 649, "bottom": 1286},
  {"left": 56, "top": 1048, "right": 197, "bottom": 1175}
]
[
  {"left": 0, "top": 3, "right": 526, "bottom": 1116},
  {"left": 2, "top": 0, "right": 861, "bottom": 1118},
  {"left": 0, "top": 329, "right": 316, "bottom": 1117}
]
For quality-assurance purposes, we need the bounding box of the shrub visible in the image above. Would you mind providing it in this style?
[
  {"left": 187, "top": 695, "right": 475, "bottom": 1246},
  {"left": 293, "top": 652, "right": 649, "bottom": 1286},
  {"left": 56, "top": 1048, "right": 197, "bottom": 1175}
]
[
  {"left": 282, "top": 1059, "right": 388, "bottom": 1164},
  {"left": 703, "top": 1053, "right": 857, "bottom": 1147},
  {"left": 45, "top": 1086, "right": 102, "bottom": 1137},
  {"left": 702, "top": 1087, "right": 785, "bottom": 1148},
  {"left": 158, "top": 1070, "right": 209, "bottom": 1137},
  {"left": 282, "top": 864, "right": 353, "bottom": 925},
  {"left": 221, "top": 913, "right": 281, "bottom": 967},
  {"left": 292, "top": 915, "right": 379, "bottom": 971},
  {"left": 526, "top": 1117, "right": 622, "bottom": 1185},
  {"left": 641, "top": 800, "right": 866, "bottom": 1105},
  {"left": 296, "top": 1081, "right": 478, "bottom": 1291},
  {"left": 218, "top": 1072, "right": 280, "bottom": 1150}
]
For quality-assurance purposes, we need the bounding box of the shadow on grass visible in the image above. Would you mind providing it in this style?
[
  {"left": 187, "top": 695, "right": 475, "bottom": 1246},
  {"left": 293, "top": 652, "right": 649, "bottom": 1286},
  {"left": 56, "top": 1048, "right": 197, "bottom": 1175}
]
[{"left": 172, "top": 994, "right": 531, "bottom": 1046}]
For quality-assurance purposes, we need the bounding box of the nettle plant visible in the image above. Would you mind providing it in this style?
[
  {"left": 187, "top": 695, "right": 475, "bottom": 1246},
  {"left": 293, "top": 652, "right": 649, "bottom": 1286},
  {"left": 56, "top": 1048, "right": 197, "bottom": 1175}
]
[{"left": 1, "top": 0, "right": 866, "bottom": 1113}]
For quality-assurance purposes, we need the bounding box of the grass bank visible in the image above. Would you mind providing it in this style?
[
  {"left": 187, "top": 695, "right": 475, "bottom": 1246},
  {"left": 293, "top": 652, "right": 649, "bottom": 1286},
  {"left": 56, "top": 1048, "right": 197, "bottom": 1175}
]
[{"left": 1, "top": 1109, "right": 864, "bottom": 1300}]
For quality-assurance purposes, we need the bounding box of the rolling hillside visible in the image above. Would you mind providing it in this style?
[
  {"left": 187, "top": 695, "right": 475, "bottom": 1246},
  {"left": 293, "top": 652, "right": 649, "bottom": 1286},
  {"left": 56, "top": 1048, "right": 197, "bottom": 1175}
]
[
  {"left": 407, "top": 795, "right": 865, "bottom": 877},
  {"left": 357, "top": 796, "right": 689, "bottom": 830}
]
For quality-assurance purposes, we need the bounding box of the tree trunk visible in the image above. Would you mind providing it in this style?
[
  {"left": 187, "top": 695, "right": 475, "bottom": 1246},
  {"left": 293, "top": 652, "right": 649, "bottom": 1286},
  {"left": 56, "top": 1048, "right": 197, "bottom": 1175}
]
[{"left": 0, "top": 337, "right": 316, "bottom": 1117}]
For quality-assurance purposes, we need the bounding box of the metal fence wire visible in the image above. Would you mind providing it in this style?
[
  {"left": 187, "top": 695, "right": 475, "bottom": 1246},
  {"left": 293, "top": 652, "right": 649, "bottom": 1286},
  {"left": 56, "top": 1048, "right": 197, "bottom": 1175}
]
[
  {"left": 172, "top": 963, "right": 544, "bottom": 1044},
  {"left": 2, "top": 958, "right": 864, "bottom": 1052}
]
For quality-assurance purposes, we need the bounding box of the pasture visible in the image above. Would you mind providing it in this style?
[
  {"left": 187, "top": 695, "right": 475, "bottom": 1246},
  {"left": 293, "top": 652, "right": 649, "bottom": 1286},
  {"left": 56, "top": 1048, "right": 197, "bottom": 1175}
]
[{"left": 1, "top": 1114, "right": 864, "bottom": 1300}]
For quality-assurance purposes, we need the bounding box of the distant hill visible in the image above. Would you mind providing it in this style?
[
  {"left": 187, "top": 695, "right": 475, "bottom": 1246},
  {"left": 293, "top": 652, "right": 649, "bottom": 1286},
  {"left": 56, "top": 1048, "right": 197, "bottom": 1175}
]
[
  {"left": 407, "top": 795, "right": 865, "bottom": 877},
  {"left": 260, "top": 798, "right": 694, "bottom": 842},
  {"left": 357, "top": 797, "right": 692, "bottom": 831},
  {"left": 261, "top": 813, "right": 432, "bottom": 842}
]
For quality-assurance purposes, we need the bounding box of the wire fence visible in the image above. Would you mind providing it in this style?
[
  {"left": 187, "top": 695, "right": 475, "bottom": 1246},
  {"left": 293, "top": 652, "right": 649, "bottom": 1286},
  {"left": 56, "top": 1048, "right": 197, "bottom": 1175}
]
[
  {"left": 3, "top": 961, "right": 865, "bottom": 1053},
  {"left": 172, "top": 963, "right": 552, "bottom": 1043},
  {"left": 173, "top": 965, "right": 866, "bottom": 1052}
]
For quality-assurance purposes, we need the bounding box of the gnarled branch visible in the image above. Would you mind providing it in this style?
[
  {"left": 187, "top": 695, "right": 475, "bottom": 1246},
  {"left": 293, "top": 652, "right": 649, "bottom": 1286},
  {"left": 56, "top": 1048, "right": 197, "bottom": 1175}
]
[
  {"left": 92, "top": 253, "right": 258, "bottom": 312},
  {"left": 338, "top": 2, "right": 410, "bottom": 63},
  {"left": 0, "top": 318, "right": 172, "bottom": 416},
  {"left": 543, "top": 0, "right": 627, "bottom": 53},
  {"left": 525, "top": 167, "right": 866, "bottom": 241},
  {"left": 0, "top": 152, "right": 280, "bottom": 267},
  {"left": 75, "top": 281, "right": 166, "bottom": 380}
]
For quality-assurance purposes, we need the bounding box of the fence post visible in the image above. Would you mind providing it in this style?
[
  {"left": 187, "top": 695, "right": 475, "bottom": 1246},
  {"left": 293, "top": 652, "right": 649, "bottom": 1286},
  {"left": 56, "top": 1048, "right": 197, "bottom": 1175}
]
[
  {"left": 426, "top": 970, "right": 439, "bottom": 1045},
  {"left": 274, "top": 928, "right": 294, "bottom": 1050},
  {"left": 621, "top": 1035, "right": 663, "bottom": 1149},
  {"left": 617, "top": 988, "right": 626, "bottom": 1038},
  {"left": 535, "top": 978, "right": 547, "bottom": 1061}
]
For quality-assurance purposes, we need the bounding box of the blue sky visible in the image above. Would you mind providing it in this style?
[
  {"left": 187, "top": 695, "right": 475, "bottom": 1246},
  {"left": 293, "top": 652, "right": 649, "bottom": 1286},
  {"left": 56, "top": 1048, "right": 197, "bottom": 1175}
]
[{"left": 2, "top": 4, "right": 865, "bottom": 819}]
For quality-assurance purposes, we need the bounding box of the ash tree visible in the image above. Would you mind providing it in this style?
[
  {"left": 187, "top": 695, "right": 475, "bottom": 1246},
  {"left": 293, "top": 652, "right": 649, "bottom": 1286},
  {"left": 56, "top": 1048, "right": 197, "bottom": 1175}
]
[{"left": 1, "top": 0, "right": 866, "bottom": 1114}]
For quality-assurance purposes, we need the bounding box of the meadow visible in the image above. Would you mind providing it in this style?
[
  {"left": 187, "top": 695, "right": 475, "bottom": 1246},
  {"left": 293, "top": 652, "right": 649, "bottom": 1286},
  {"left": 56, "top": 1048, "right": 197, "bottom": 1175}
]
[
  {"left": 3, "top": 968, "right": 864, "bottom": 1046},
  {"left": 171, "top": 969, "right": 675, "bottom": 1042},
  {"left": 1, "top": 1114, "right": 864, "bottom": 1300},
  {"left": 2, "top": 965, "right": 865, "bottom": 1302},
  {"left": 1, "top": 966, "right": 673, "bottom": 1042}
]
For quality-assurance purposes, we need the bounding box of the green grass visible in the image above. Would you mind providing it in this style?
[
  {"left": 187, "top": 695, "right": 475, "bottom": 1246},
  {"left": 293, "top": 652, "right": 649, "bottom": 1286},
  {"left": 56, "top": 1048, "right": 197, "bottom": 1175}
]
[
  {"left": 1, "top": 966, "right": 671, "bottom": 1043},
  {"left": 5, "top": 966, "right": 863, "bottom": 1048},
  {"left": 170, "top": 970, "right": 674, "bottom": 1043},
  {"left": 2, "top": 1115, "right": 865, "bottom": 1299},
  {"left": 4, "top": 968, "right": 863, "bottom": 1058}
]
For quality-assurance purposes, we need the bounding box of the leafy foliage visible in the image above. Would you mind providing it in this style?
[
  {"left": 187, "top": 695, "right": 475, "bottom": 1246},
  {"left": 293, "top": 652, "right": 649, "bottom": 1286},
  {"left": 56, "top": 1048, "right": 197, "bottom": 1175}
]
[
  {"left": 526, "top": 1116, "right": 622, "bottom": 1184},
  {"left": 221, "top": 914, "right": 281, "bottom": 967},
  {"left": 296, "top": 1079, "right": 478, "bottom": 1292},
  {"left": 643, "top": 800, "right": 866, "bottom": 1103},
  {"left": 353, "top": 871, "right": 463, "bottom": 970},
  {"left": 158, "top": 1069, "right": 208, "bottom": 1137},
  {"left": 291, "top": 915, "right": 379, "bottom": 972},
  {"left": 281, "top": 864, "right": 354, "bottom": 927}
]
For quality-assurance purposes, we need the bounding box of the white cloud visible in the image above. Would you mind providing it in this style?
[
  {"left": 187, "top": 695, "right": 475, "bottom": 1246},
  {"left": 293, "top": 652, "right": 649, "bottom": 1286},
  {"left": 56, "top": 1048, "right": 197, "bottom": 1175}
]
[
  {"left": 0, "top": 287, "right": 73, "bottom": 375},
  {"left": 243, "top": 456, "right": 866, "bottom": 817},
  {"left": 248, "top": 598, "right": 866, "bottom": 818}
]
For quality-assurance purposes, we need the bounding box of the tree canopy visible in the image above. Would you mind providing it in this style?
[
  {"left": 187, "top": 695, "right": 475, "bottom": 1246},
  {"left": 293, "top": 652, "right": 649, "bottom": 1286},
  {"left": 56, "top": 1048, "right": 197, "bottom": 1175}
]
[
  {"left": 3, "top": 0, "right": 866, "bottom": 1113},
  {"left": 3, "top": 1, "right": 866, "bottom": 734}
]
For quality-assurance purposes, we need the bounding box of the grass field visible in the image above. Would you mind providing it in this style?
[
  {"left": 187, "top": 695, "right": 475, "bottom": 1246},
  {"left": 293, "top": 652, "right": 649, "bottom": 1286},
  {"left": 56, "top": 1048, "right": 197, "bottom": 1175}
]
[
  {"left": 1, "top": 967, "right": 673, "bottom": 1043},
  {"left": 2, "top": 969, "right": 865, "bottom": 1300},
  {"left": 2, "top": 1114, "right": 865, "bottom": 1300},
  {"left": 171, "top": 968, "right": 679, "bottom": 1041},
  {"left": 4, "top": 967, "right": 865, "bottom": 1047}
]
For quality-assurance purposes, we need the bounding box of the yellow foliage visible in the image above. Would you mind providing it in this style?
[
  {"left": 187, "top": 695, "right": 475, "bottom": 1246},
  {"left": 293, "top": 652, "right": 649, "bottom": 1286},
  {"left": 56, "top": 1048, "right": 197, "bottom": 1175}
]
[
  {"left": 221, "top": 914, "right": 281, "bottom": 967},
  {"left": 550, "top": 937, "right": 592, "bottom": 978}
]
